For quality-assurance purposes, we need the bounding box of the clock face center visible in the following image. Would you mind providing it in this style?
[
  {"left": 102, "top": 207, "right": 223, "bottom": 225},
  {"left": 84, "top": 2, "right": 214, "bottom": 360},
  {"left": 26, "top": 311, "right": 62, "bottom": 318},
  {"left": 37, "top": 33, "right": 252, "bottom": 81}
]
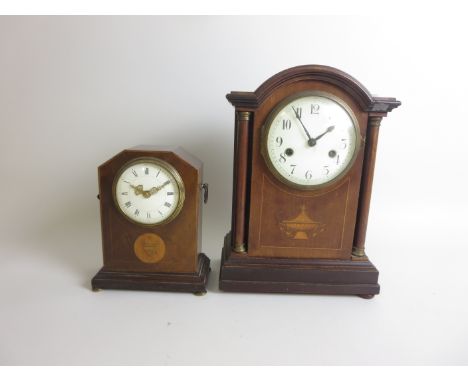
[
  {"left": 307, "top": 138, "right": 316, "bottom": 147},
  {"left": 264, "top": 93, "right": 359, "bottom": 188}
]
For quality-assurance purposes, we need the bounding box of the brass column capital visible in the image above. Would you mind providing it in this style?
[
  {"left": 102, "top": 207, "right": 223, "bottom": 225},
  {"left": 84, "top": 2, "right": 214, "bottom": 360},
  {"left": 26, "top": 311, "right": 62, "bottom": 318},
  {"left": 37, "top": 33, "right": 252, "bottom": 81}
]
[
  {"left": 237, "top": 111, "right": 251, "bottom": 121},
  {"left": 368, "top": 115, "right": 383, "bottom": 128}
]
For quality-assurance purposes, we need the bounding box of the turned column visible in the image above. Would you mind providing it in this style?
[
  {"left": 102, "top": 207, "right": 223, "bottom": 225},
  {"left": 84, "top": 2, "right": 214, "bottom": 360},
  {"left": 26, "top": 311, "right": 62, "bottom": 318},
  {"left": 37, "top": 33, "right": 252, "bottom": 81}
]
[
  {"left": 231, "top": 111, "right": 251, "bottom": 253},
  {"left": 352, "top": 115, "right": 384, "bottom": 257}
]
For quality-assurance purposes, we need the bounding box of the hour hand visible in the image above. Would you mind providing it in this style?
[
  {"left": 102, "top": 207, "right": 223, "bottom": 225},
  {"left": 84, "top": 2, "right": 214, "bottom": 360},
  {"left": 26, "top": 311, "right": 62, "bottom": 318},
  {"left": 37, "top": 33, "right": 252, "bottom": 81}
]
[
  {"left": 314, "top": 125, "right": 335, "bottom": 141},
  {"left": 130, "top": 184, "right": 144, "bottom": 195}
]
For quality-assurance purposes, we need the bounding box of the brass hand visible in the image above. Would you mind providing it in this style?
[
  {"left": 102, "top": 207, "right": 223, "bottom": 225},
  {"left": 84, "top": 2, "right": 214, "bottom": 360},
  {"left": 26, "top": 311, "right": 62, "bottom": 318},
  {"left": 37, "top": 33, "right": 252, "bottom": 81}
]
[
  {"left": 148, "top": 180, "right": 171, "bottom": 196},
  {"left": 130, "top": 184, "right": 144, "bottom": 196},
  {"left": 130, "top": 181, "right": 171, "bottom": 198}
]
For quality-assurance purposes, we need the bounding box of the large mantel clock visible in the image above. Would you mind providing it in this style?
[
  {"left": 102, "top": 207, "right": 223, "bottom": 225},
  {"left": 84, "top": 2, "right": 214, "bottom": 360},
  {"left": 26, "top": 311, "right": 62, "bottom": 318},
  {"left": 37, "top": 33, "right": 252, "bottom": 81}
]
[
  {"left": 92, "top": 146, "right": 210, "bottom": 294},
  {"left": 219, "top": 65, "right": 400, "bottom": 298}
]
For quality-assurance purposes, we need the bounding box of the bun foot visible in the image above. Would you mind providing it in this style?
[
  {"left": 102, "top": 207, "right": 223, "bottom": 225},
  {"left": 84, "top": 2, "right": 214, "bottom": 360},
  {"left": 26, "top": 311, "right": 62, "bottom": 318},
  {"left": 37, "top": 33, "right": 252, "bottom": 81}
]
[
  {"left": 358, "top": 294, "right": 375, "bottom": 299},
  {"left": 193, "top": 290, "right": 207, "bottom": 296}
]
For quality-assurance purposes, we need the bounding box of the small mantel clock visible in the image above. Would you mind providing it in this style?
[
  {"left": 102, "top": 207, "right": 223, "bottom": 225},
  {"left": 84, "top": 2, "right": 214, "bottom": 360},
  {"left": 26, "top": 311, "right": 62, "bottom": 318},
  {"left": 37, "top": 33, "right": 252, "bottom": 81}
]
[
  {"left": 92, "top": 146, "right": 210, "bottom": 294},
  {"left": 219, "top": 65, "right": 400, "bottom": 298}
]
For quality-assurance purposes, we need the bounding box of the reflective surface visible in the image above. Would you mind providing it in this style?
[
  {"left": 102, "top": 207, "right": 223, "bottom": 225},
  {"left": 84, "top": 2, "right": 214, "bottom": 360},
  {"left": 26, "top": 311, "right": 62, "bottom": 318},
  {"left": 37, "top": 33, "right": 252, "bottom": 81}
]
[{"left": 265, "top": 95, "right": 358, "bottom": 187}]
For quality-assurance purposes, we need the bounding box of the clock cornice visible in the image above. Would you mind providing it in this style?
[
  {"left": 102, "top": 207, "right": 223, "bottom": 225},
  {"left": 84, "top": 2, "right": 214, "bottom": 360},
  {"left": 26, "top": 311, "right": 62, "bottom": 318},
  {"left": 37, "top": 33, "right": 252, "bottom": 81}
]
[{"left": 226, "top": 65, "right": 401, "bottom": 113}]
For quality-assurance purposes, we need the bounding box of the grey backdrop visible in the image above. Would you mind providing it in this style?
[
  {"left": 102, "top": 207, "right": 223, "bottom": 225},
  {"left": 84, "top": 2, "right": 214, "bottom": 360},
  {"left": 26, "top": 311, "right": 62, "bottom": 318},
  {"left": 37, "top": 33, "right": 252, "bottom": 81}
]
[{"left": 1, "top": 16, "right": 467, "bottom": 365}]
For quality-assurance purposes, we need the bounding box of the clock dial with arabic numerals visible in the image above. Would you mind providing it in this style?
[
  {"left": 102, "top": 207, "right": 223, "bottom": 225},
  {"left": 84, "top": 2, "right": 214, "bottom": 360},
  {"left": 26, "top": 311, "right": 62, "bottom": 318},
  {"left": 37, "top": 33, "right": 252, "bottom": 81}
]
[
  {"left": 263, "top": 93, "right": 359, "bottom": 188},
  {"left": 114, "top": 158, "right": 184, "bottom": 225}
]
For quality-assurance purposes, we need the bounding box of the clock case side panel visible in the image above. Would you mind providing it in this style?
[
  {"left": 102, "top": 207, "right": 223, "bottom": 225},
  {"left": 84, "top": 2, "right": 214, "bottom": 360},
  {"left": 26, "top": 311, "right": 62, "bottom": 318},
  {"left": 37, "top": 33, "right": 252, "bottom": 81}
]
[
  {"left": 93, "top": 146, "right": 210, "bottom": 293},
  {"left": 167, "top": 146, "right": 205, "bottom": 257}
]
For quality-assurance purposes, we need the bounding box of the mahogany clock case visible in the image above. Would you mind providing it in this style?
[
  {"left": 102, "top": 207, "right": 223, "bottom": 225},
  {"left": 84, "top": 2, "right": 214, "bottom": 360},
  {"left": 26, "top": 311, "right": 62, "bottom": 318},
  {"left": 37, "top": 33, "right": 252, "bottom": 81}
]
[
  {"left": 219, "top": 65, "right": 400, "bottom": 297},
  {"left": 92, "top": 146, "right": 210, "bottom": 294}
]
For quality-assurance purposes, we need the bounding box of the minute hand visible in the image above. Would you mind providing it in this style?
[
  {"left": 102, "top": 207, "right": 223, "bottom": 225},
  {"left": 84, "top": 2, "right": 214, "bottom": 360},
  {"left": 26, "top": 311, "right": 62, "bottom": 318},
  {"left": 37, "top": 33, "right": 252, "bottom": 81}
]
[
  {"left": 313, "top": 125, "right": 335, "bottom": 141},
  {"left": 291, "top": 106, "right": 315, "bottom": 147},
  {"left": 148, "top": 180, "right": 171, "bottom": 196}
]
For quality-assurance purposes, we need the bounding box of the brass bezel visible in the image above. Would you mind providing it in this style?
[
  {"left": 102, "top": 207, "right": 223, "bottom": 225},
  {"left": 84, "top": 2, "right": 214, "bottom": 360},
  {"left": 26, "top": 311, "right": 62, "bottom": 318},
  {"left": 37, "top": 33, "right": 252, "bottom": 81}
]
[
  {"left": 112, "top": 157, "right": 186, "bottom": 227},
  {"left": 261, "top": 90, "right": 361, "bottom": 191}
]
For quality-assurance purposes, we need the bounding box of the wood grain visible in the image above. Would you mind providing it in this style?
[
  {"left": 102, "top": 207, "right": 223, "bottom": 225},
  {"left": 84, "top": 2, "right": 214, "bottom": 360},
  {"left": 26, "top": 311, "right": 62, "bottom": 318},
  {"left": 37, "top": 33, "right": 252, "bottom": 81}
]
[
  {"left": 92, "top": 146, "right": 210, "bottom": 293},
  {"left": 221, "top": 65, "right": 400, "bottom": 296}
]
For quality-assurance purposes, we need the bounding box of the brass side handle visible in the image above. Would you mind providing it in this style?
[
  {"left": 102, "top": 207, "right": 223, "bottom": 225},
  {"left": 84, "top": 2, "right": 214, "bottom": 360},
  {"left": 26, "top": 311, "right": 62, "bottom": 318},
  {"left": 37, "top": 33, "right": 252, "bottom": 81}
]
[{"left": 201, "top": 183, "right": 208, "bottom": 204}]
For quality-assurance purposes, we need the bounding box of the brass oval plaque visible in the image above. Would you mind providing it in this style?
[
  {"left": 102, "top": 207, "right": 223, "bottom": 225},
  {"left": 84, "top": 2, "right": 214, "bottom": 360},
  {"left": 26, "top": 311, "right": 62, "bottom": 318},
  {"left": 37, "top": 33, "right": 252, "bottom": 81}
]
[{"left": 133, "top": 233, "right": 166, "bottom": 263}]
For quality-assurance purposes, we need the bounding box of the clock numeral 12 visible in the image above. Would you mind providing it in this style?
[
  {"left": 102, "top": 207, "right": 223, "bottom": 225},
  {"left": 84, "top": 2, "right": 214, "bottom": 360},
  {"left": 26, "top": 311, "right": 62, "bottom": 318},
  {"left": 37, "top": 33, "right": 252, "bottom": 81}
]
[{"left": 311, "top": 104, "right": 320, "bottom": 114}]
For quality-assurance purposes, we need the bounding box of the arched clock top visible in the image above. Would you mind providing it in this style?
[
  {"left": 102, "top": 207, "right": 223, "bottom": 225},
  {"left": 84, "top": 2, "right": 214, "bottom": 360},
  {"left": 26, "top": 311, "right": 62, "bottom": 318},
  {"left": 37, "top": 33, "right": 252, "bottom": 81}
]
[{"left": 226, "top": 65, "right": 401, "bottom": 113}]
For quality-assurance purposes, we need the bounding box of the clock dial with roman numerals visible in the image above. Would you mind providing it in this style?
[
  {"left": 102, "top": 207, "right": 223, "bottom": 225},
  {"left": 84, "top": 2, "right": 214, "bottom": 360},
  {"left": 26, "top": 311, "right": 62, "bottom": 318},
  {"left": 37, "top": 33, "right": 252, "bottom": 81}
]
[
  {"left": 114, "top": 158, "right": 185, "bottom": 225},
  {"left": 263, "top": 93, "right": 360, "bottom": 188}
]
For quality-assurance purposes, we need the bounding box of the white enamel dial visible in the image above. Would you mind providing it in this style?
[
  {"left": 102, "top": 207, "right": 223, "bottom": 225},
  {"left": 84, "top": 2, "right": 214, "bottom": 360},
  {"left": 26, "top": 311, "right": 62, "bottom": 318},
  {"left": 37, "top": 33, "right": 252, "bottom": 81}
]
[
  {"left": 114, "top": 159, "right": 184, "bottom": 225},
  {"left": 264, "top": 94, "right": 359, "bottom": 188}
]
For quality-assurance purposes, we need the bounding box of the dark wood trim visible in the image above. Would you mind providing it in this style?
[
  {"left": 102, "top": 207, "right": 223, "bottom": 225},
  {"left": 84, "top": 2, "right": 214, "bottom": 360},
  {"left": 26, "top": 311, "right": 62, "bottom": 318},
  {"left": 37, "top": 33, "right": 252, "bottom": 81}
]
[
  {"left": 225, "top": 92, "right": 258, "bottom": 110},
  {"left": 220, "top": 233, "right": 379, "bottom": 297},
  {"left": 92, "top": 254, "right": 210, "bottom": 294},
  {"left": 227, "top": 65, "right": 401, "bottom": 113},
  {"left": 220, "top": 279, "right": 379, "bottom": 296},
  {"left": 353, "top": 116, "right": 382, "bottom": 257},
  {"left": 371, "top": 97, "right": 401, "bottom": 113}
]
